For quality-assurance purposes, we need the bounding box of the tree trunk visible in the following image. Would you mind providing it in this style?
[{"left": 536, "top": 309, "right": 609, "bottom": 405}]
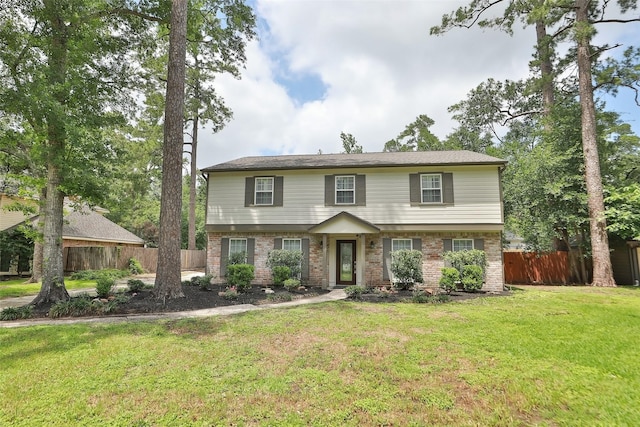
[
  {"left": 154, "top": 0, "right": 188, "bottom": 300},
  {"left": 27, "top": 187, "right": 47, "bottom": 283},
  {"left": 535, "top": 19, "right": 555, "bottom": 116},
  {"left": 575, "top": 0, "right": 615, "bottom": 287},
  {"left": 31, "top": 0, "right": 70, "bottom": 304},
  {"left": 188, "top": 114, "right": 199, "bottom": 250}
]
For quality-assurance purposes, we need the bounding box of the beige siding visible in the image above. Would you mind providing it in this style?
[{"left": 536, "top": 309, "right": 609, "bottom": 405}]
[
  {"left": 0, "top": 195, "right": 36, "bottom": 231},
  {"left": 206, "top": 166, "right": 503, "bottom": 226}
]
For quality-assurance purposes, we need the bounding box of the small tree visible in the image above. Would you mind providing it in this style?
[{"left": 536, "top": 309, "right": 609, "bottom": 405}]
[
  {"left": 439, "top": 267, "right": 460, "bottom": 294},
  {"left": 390, "top": 249, "right": 423, "bottom": 290},
  {"left": 226, "top": 264, "right": 254, "bottom": 293},
  {"left": 266, "top": 249, "right": 304, "bottom": 280}
]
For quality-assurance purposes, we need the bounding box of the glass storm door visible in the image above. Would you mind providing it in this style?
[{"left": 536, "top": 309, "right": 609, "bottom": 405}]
[{"left": 337, "top": 240, "right": 356, "bottom": 285}]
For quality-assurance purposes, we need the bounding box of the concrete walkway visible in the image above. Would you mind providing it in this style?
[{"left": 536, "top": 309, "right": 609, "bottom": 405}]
[{"left": 0, "top": 273, "right": 347, "bottom": 328}]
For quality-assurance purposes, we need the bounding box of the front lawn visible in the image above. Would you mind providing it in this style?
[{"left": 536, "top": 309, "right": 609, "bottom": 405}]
[
  {"left": 0, "top": 278, "right": 97, "bottom": 299},
  {"left": 1, "top": 286, "right": 639, "bottom": 426}
]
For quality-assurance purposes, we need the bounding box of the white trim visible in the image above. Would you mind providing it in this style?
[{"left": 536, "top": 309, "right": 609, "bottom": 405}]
[
  {"left": 254, "top": 177, "right": 274, "bottom": 206},
  {"left": 452, "top": 238, "right": 474, "bottom": 251},
  {"left": 391, "top": 238, "right": 412, "bottom": 252},
  {"left": 335, "top": 175, "right": 355, "bottom": 205}
]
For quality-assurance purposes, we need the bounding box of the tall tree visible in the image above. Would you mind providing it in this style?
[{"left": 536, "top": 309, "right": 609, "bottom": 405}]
[
  {"left": 154, "top": 0, "right": 189, "bottom": 300},
  {"left": 340, "top": 132, "right": 363, "bottom": 153},
  {"left": 383, "top": 114, "right": 445, "bottom": 152},
  {"left": 431, "top": 0, "right": 640, "bottom": 286}
]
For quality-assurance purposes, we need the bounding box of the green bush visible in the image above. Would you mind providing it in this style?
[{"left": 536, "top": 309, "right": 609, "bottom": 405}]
[
  {"left": 227, "top": 251, "right": 247, "bottom": 266},
  {"left": 283, "top": 278, "right": 301, "bottom": 292},
  {"left": 271, "top": 265, "right": 291, "bottom": 286},
  {"left": 190, "top": 275, "right": 213, "bottom": 291},
  {"left": 391, "top": 249, "right": 423, "bottom": 290},
  {"left": 266, "top": 250, "right": 304, "bottom": 280},
  {"left": 128, "top": 258, "right": 144, "bottom": 275},
  {"left": 0, "top": 305, "right": 33, "bottom": 321},
  {"left": 226, "top": 264, "right": 254, "bottom": 292},
  {"left": 439, "top": 267, "right": 460, "bottom": 293},
  {"left": 222, "top": 287, "right": 239, "bottom": 300},
  {"left": 70, "top": 269, "right": 129, "bottom": 280},
  {"left": 127, "top": 279, "right": 146, "bottom": 293},
  {"left": 95, "top": 277, "right": 115, "bottom": 298},
  {"left": 443, "top": 249, "right": 487, "bottom": 276},
  {"left": 344, "top": 285, "right": 367, "bottom": 299},
  {"left": 49, "top": 297, "right": 94, "bottom": 318},
  {"left": 462, "top": 264, "right": 484, "bottom": 292}
]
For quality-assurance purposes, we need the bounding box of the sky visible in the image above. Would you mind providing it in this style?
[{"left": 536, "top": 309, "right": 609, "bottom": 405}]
[{"left": 195, "top": 0, "right": 639, "bottom": 169}]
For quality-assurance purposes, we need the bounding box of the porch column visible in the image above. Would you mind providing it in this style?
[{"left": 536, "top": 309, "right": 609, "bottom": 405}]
[
  {"left": 322, "top": 233, "right": 328, "bottom": 289},
  {"left": 358, "top": 235, "right": 366, "bottom": 286}
]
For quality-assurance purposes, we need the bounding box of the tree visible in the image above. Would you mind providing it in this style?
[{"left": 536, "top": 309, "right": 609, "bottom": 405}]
[
  {"left": 340, "top": 132, "right": 363, "bottom": 153},
  {"left": 154, "top": 0, "right": 189, "bottom": 300},
  {"left": 431, "top": 0, "right": 640, "bottom": 286},
  {"left": 383, "top": 114, "right": 445, "bottom": 152}
]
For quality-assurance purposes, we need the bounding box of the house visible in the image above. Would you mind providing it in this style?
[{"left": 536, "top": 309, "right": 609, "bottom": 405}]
[
  {"left": 202, "top": 151, "right": 507, "bottom": 292},
  {"left": 610, "top": 237, "right": 640, "bottom": 286}
]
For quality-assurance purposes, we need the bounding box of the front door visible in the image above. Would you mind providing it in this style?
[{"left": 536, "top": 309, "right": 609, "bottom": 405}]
[{"left": 336, "top": 240, "right": 356, "bottom": 285}]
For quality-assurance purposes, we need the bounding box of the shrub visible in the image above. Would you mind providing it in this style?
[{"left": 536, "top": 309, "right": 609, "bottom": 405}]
[
  {"left": 411, "top": 289, "right": 430, "bottom": 303},
  {"left": 127, "top": 279, "right": 146, "bottom": 293},
  {"left": 49, "top": 296, "right": 94, "bottom": 318},
  {"left": 271, "top": 265, "right": 291, "bottom": 286},
  {"left": 372, "top": 287, "right": 392, "bottom": 299},
  {"left": 227, "top": 251, "right": 247, "bottom": 266},
  {"left": 462, "top": 264, "right": 484, "bottom": 292},
  {"left": 391, "top": 250, "right": 423, "bottom": 290},
  {"left": 189, "top": 275, "right": 213, "bottom": 291},
  {"left": 443, "top": 249, "right": 487, "bottom": 277},
  {"left": 70, "top": 269, "right": 128, "bottom": 281},
  {"left": 226, "top": 264, "right": 254, "bottom": 292},
  {"left": 283, "top": 278, "right": 301, "bottom": 292},
  {"left": 344, "top": 285, "right": 367, "bottom": 299},
  {"left": 0, "top": 305, "right": 33, "bottom": 321},
  {"left": 95, "top": 277, "right": 115, "bottom": 298},
  {"left": 222, "top": 286, "right": 239, "bottom": 300},
  {"left": 266, "top": 249, "right": 304, "bottom": 280},
  {"left": 128, "top": 258, "right": 144, "bottom": 275},
  {"left": 439, "top": 267, "right": 460, "bottom": 293}
]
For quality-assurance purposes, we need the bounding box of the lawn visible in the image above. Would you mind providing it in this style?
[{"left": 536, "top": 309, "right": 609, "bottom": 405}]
[
  {"left": 1, "top": 286, "right": 639, "bottom": 426},
  {"left": 0, "top": 278, "right": 97, "bottom": 299}
]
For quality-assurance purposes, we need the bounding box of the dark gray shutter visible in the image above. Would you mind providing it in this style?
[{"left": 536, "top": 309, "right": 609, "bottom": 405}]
[
  {"left": 247, "top": 238, "right": 255, "bottom": 265},
  {"left": 474, "top": 239, "right": 484, "bottom": 251},
  {"left": 324, "top": 175, "right": 334, "bottom": 205},
  {"left": 274, "top": 176, "right": 284, "bottom": 206},
  {"left": 409, "top": 173, "right": 421, "bottom": 204},
  {"left": 442, "top": 173, "right": 454, "bottom": 204},
  {"left": 273, "top": 238, "right": 282, "bottom": 249},
  {"left": 443, "top": 239, "right": 452, "bottom": 253},
  {"left": 301, "top": 238, "right": 310, "bottom": 281},
  {"left": 382, "top": 238, "right": 391, "bottom": 281},
  {"left": 412, "top": 238, "right": 422, "bottom": 252},
  {"left": 220, "top": 238, "right": 229, "bottom": 277},
  {"left": 355, "top": 174, "right": 366, "bottom": 206},
  {"left": 244, "top": 177, "right": 254, "bottom": 207}
]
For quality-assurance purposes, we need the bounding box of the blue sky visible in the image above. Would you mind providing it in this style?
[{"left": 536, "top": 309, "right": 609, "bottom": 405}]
[{"left": 197, "top": 0, "right": 639, "bottom": 167}]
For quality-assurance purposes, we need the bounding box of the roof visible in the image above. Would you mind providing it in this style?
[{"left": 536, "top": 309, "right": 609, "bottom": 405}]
[
  {"left": 201, "top": 151, "right": 507, "bottom": 173},
  {"left": 63, "top": 210, "right": 144, "bottom": 245}
]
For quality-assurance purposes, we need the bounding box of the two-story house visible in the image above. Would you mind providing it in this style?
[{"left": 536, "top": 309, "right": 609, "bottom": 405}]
[{"left": 202, "top": 151, "right": 507, "bottom": 292}]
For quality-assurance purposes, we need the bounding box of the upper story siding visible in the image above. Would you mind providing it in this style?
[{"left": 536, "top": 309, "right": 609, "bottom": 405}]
[{"left": 205, "top": 164, "right": 504, "bottom": 227}]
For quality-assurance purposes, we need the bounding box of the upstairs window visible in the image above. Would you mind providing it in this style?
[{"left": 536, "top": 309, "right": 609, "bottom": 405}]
[
  {"left": 335, "top": 175, "right": 355, "bottom": 204},
  {"left": 421, "top": 174, "right": 442, "bottom": 203},
  {"left": 255, "top": 177, "right": 274, "bottom": 205}
]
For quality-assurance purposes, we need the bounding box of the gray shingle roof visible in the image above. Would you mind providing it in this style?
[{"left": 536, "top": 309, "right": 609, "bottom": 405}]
[
  {"left": 202, "top": 151, "right": 506, "bottom": 173},
  {"left": 63, "top": 211, "right": 144, "bottom": 245}
]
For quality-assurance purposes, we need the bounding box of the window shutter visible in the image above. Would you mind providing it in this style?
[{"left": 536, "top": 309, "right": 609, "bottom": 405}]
[
  {"left": 274, "top": 176, "right": 284, "bottom": 206},
  {"left": 244, "top": 177, "right": 254, "bottom": 207},
  {"left": 442, "top": 173, "right": 454, "bottom": 204},
  {"left": 301, "top": 238, "right": 310, "bottom": 281},
  {"left": 412, "top": 238, "right": 422, "bottom": 252},
  {"left": 220, "top": 238, "right": 229, "bottom": 277},
  {"left": 409, "top": 173, "right": 421, "bottom": 204},
  {"left": 474, "top": 239, "right": 484, "bottom": 251},
  {"left": 443, "top": 239, "right": 452, "bottom": 253},
  {"left": 355, "top": 174, "right": 366, "bottom": 206},
  {"left": 273, "top": 238, "right": 282, "bottom": 249},
  {"left": 382, "top": 238, "right": 391, "bottom": 281},
  {"left": 324, "top": 175, "right": 334, "bottom": 205},
  {"left": 247, "top": 238, "right": 255, "bottom": 265}
]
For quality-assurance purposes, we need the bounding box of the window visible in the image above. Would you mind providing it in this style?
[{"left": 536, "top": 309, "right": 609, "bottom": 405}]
[
  {"left": 335, "top": 175, "right": 355, "bottom": 204},
  {"left": 421, "top": 174, "right": 442, "bottom": 203},
  {"left": 453, "top": 239, "right": 474, "bottom": 252},
  {"left": 254, "top": 177, "right": 273, "bottom": 205},
  {"left": 282, "top": 238, "right": 302, "bottom": 251},
  {"left": 391, "top": 239, "right": 412, "bottom": 252},
  {"left": 229, "top": 238, "right": 248, "bottom": 262}
]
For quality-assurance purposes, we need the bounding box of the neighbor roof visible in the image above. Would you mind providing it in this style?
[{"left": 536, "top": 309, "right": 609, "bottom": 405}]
[
  {"left": 201, "top": 151, "right": 506, "bottom": 173},
  {"left": 63, "top": 210, "right": 144, "bottom": 245}
]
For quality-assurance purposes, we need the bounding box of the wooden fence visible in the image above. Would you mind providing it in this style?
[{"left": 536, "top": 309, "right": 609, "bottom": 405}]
[
  {"left": 503, "top": 251, "right": 570, "bottom": 284},
  {"left": 64, "top": 246, "right": 206, "bottom": 273}
]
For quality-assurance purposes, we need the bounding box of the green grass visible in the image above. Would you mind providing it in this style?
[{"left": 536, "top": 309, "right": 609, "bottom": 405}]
[
  {"left": 1, "top": 286, "right": 640, "bottom": 426},
  {"left": 0, "top": 279, "right": 99, "bottom": 299}
]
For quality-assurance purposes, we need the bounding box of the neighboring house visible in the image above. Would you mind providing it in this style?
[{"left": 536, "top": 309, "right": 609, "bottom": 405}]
[
  {"left": 202, "top": 151, "right": 507, "bottom": 292},
  {"left": 610, "top": 237, "right": 640, "bottom": 286}
]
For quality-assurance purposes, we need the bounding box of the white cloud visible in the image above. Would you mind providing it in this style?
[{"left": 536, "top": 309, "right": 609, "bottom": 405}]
[{"left": 196, "top": 0, "right": 637, "bottom": 168}]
